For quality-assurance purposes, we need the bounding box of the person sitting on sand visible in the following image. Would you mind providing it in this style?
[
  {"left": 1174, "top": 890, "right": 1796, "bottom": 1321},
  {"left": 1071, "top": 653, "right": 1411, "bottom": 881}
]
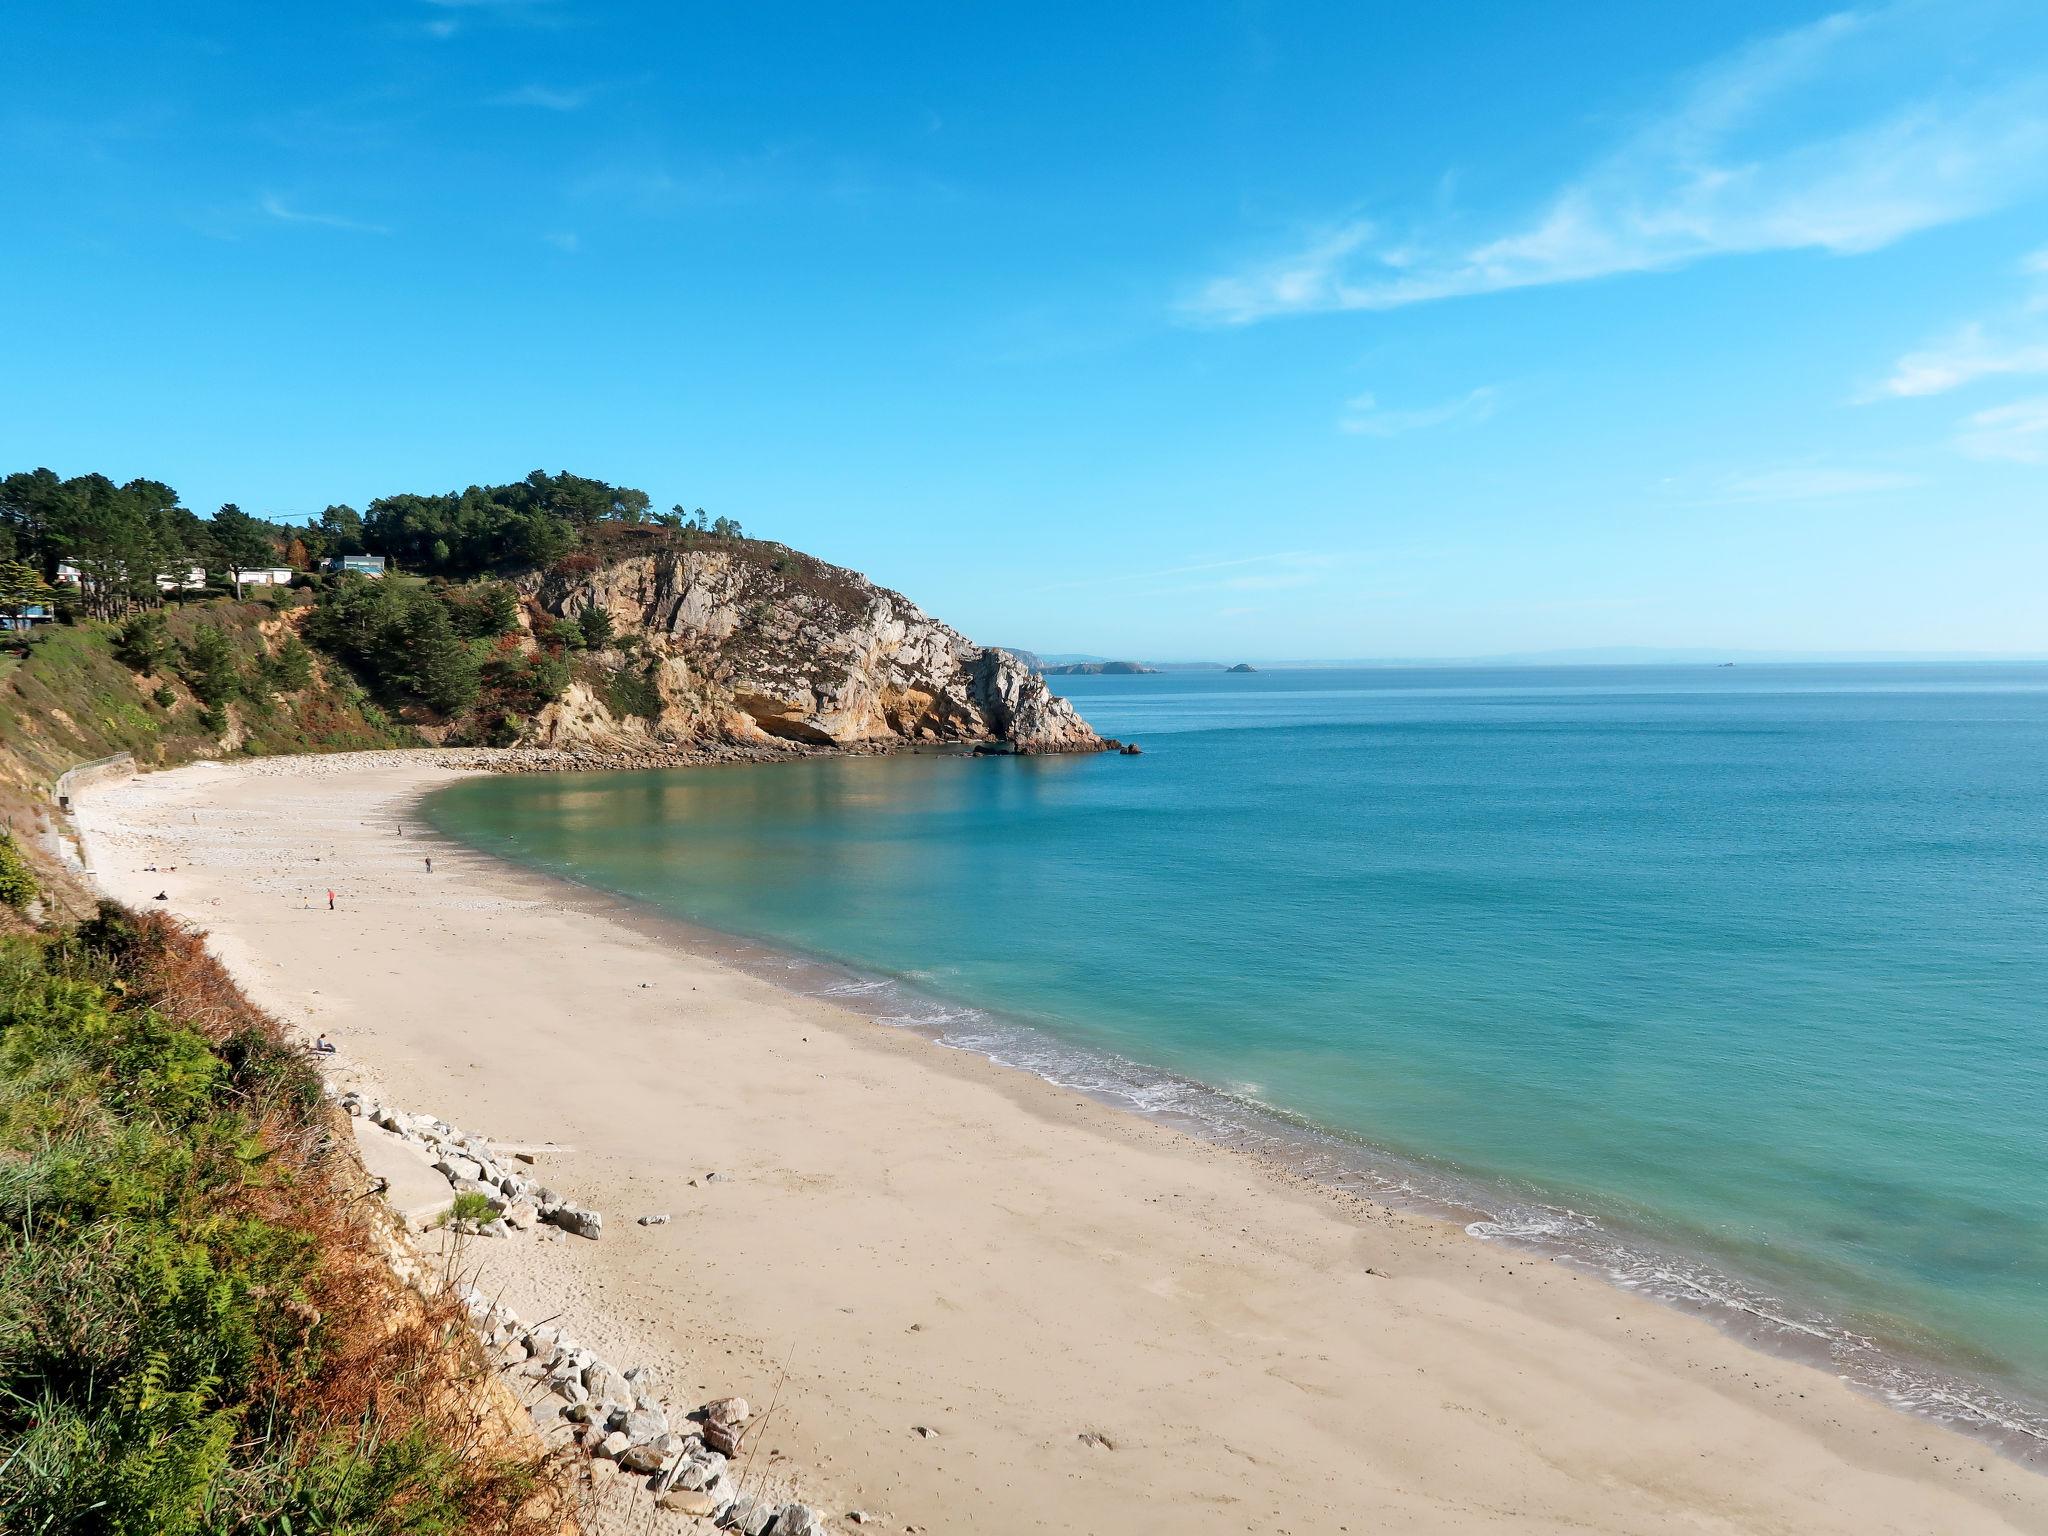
[{"left": 312, "top": 1034, "right": 336, "bottom": 1055}]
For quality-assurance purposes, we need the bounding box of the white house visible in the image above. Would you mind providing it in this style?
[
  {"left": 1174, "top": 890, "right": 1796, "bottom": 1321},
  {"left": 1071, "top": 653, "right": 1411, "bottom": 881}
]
[
  {"left": 235, "top": 567, "right": 295, "bottom": 587},
  {"left": 58, "top": 562, "right": 208, "bottom": 592}
]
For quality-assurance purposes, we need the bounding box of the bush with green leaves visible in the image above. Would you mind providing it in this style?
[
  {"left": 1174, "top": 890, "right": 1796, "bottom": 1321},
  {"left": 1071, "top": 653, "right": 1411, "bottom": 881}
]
[
  {"left": 443, "top": 582, "right": 522, "bottom": 640},
  {"left": 262, "top": 634, "right": 314, "bottom": 693},
  {"left": 0, "top": 832, "right": 35, "bottom": 910},
  {"left": 177, "top": 624, "right": 240, "bottom": 709},
  {"left": 605, "top": 664, "right": 662, "bottom": 720},
  {"left": 0, "top": 910, "right": 554, "bottom": 1535},
  {"left": 304, "top": 578, "right": 481, "bottom": 716},
  {"left": 112, "top": 611, "right": 172, "bottom": 676},
  {"left": 442, "top": 1192, "right": 501, "bottom": 1227},
  {"left": 575, "top": 605, "right": 615, "bottom": 649},
  {"left": 480, "top": 646, "right": 569, "bottom": 718}
]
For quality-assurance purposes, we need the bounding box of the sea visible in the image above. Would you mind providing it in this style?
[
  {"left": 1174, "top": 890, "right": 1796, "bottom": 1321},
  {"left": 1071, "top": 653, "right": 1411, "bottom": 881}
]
[{"left": 423, "top": 663, "right": 2048, "bottom": 1457}]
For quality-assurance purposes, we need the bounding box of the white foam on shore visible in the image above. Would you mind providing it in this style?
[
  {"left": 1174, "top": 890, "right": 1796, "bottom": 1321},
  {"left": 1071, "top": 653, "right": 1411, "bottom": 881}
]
[
  {"left": 766, "top": 959, "right": 2048, "bottom": 1466},
  {"left": 409, "top": 787, "right": 2048, "bottom": 1473}
]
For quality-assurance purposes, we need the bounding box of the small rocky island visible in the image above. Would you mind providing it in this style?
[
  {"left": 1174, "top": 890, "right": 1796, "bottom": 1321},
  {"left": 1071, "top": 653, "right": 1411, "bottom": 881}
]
[{"left": 1228, "top": 663, "right": 1258, "bottom": 673}]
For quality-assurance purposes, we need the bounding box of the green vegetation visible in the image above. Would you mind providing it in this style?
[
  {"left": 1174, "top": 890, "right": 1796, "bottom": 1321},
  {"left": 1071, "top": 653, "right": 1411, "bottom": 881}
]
[
  {"left": 206, "top": 504, "right": 277, "bottom": 597},
  {"left": 112, "top": 612, "right": 171, "bottom": 676},
  {"left": 0, "top": 461, "right": 767, "bottom": 759},
  {"left": 442, "top": 582, "right": 521, "bottom": 641},
  {"left": 441, "top": 1192, "right": 501, "bottom": 1227},
  {"left": 0, "top": 471, "right": 201, "bottom": 620},
  {"left": 305, "top": 579, "right": 485, "bottom": 717},
  {"left": 0, "top": 604, "right": 410, "bottom": 790},
  {"left": 0, "top": 832, "right": 35, "bottom": 910},
  {"left": 361, "top": 471, "right": 642, "bottom": 578},
  {"left": 575, "top": 605, "right": 615, "bottom": 649},
  {"left": 0, "top": 908, "right": 554, "bottom": 1534},
  {"left": 0, "top": 558, "right": 55, "bottom": 631},
  {"left": 266, "top": 634, "right": 315, "bottom": 693},
  {"left": 604, "top": 663, "right": 663, "bottom": 720},
  {"left": 178, "top": 625, "right": 240, "bottom": 709}
]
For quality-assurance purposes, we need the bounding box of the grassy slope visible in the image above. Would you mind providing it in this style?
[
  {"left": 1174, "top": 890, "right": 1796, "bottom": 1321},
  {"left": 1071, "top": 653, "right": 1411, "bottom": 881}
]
[{"left": 0, "top": 599, "right": 415, "bottom": 918}]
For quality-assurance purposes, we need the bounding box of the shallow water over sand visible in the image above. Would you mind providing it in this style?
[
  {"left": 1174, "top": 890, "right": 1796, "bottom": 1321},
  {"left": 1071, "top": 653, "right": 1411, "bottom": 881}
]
[{"left": 426, "top": 663, "right": 2048, "bottom": 1451}]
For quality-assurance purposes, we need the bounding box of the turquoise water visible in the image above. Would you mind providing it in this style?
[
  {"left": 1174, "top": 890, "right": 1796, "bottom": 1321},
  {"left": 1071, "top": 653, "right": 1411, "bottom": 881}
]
[{"left": 426, "top": 664, "right": 2048, "bottom": 1448}]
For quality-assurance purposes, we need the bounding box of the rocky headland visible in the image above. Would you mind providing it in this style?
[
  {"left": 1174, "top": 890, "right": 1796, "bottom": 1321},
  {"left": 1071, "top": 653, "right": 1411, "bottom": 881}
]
[{"left": 515, "top": 542, "right": 1103, "bottom": 757}]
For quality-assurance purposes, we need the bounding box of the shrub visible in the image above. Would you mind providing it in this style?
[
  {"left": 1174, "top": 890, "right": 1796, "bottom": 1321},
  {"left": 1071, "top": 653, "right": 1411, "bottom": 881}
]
[
  {"left": 177, "top": 625, "right": 240, "bottom": 708},
  {"left": 151, "top": 684, "right": 176, "bottom": 709},
  {"left": 605, "top": 664, "right": 662, "bottom": 720},
  {"left": 269, "top": 634, "right": 314, "bottom": 692},
  {"left": 482, "top": 711, "right": 524, "bottom": 747},
  {"left": 576, "top": 605, "right": 615, "bottom": 649},
  {"left": 481, "top": 649, "right": 569, "bottom": 717},
  {"left": 0, "top": 832, "right": 35, "bottom": 909},
  {"left": 444, "top": 582, "right": 521, "bottom": 640},
  {"left": 112, "top": 612, "right": 171, "bottom": 676},
  {"left": 304, "top": 579, "right": 480, "bottom": 717},
  {"left": 442, "top": 1191, "right": 501, "bottom": 1226},
  {"left": 0, "top": 912, "right": 556, "bottom": 1535}
]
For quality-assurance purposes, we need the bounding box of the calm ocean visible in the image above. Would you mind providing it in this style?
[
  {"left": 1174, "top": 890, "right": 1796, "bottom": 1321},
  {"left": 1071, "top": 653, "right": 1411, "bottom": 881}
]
[{"left": 425, "top": 664, "right": 2048, "bottom": 1451}]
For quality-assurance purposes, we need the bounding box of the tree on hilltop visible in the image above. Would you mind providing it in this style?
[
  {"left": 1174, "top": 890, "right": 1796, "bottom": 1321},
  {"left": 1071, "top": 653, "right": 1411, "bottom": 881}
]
[{"left": 209, "top": 504, "right": 276, "bottom": 598}]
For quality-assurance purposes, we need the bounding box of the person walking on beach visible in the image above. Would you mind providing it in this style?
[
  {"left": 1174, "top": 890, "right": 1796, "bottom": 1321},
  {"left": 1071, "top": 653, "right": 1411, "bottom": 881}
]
[
  {"left": 326, "top": 889, "right": 335, "bottom": 911},
  {"left": 424, "top": 856, "right": 432, "bottom": 873}
]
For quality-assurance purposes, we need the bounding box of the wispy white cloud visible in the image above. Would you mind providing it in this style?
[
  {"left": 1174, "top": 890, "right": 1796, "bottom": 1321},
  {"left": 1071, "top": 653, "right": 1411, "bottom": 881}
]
[
  {"left": 1715, "top": 465, "right": 1922, "bottom": 501},
  {"left": 1954, "top": 395, "right": 2048, "bottom": 461},
  {"left": 1874, "top": 246, "right": 2048, "bottom": 397},
  {"left": 1880, "top": 324, "right": 2048, "bottom": 397},
  {"left": 1340, "top": 385, "right": 1498, "bottom": 437},
  {"left": 1188, "top": 3, "right": 2048, "bottom": 323},
  {"left": 490, "top": 83, "right": 591, "bottom": 111},
  {"left": 543, "top": 230, "right": 580, "bottom": 252},
  {"left": 415, "top": 0, "right": 564, "bottom": 40},
  {"left": 259, "top": 194, "right": 389, "bottom": 235}
]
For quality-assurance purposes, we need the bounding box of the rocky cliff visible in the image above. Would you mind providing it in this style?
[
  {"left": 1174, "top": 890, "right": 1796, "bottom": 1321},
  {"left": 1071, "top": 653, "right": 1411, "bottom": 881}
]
[{"left": 514, "top": 540, "right": 1103, "bottom": 755}]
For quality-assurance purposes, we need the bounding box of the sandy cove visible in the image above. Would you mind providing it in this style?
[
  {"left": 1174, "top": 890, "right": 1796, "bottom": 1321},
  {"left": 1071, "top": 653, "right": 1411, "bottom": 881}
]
[{"left": 72, "top": 752, "right": 2048, "bottom": 1536}]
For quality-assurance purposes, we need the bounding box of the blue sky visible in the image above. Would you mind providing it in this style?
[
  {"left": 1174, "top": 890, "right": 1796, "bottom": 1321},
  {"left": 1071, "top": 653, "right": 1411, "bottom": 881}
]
[{"left": 5, "top": 0, "right": 2047, "bottom": 659}]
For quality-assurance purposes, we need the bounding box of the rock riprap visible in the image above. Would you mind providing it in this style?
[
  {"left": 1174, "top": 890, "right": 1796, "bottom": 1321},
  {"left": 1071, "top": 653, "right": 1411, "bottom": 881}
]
[
  {"left": 338, "top": 1089, "right": 599, "bottom": 1239},
  {"left": 461, "top": 1290, "right": 833, "bottom": 1534},
  {"left": 344, "top": 1089, "right": 834, "bottom": 1531}
]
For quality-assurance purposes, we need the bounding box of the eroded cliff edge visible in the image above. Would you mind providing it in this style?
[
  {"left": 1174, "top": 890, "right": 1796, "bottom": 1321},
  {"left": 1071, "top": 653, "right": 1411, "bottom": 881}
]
[{"left": 515, "top": 540, "right": 1103, "bottom": 755}]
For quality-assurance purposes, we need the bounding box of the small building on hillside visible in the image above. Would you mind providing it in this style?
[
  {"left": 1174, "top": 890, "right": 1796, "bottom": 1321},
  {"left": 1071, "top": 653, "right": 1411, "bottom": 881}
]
[
  {"left": 236, "top": 567, "right": 295, "bottom": 587},
  {"left": 323, "top": 554, "right": 387, "bottom": 578},
  {"left": 58, "top": 563, "right": 208, "bottom": 593},
  {"left": 0, "top": 603, "right": 52, "bottom": 632}
]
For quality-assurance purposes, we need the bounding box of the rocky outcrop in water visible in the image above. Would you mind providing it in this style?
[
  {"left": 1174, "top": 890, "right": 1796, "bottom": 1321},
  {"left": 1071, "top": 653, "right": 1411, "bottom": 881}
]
[{"left": 515, "top": 542, "right": 1103, "bottom": 755}]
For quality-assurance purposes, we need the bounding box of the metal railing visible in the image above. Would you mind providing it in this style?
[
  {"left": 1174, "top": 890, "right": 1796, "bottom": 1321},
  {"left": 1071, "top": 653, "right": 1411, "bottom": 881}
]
[{"left": 55, "top": 751, "right": 137, "bottom": 812}]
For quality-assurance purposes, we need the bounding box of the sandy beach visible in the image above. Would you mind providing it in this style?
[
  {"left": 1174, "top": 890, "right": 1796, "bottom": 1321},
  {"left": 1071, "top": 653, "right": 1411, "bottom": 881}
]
[{"left": 72, "top": 752, "right": 2048, "bottom": 1535}]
